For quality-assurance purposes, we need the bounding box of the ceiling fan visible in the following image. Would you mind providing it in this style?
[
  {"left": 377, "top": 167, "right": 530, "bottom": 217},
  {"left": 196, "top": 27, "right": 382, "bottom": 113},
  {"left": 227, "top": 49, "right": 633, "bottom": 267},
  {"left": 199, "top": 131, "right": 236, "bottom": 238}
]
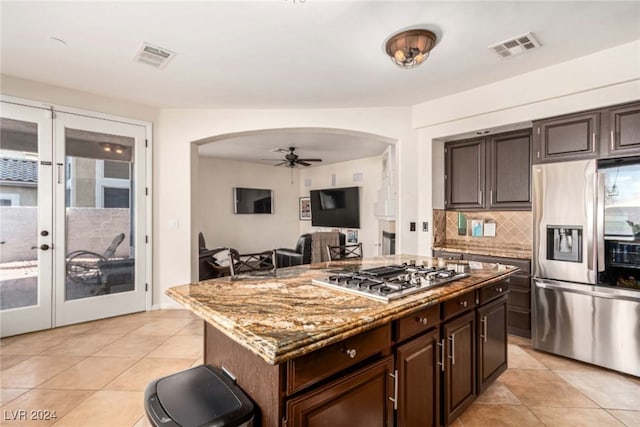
[{"left": 269, "top": 147, "right": 322, "bottom": 168}]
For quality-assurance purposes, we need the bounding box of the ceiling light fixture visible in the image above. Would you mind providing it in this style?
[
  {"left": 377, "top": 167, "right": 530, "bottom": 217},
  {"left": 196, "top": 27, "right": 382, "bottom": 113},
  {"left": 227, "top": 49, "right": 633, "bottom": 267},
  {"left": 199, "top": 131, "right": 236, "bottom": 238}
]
[
  {"left": 384, "top": 29, "right": 437, "bottom": 69},
  {"left": 99, "top": 142, "right": 127, "bottom": 155}
]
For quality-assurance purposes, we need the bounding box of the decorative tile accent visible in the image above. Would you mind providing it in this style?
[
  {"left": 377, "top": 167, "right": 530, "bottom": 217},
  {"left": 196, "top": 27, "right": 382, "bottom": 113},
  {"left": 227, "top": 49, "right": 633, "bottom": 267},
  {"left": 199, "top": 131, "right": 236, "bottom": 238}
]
[
  {"left": 432, "top": 209, "right": 447, "bottom": 246},
  {"left": 442, "top": 210, "right": 532, "bottom": 251}
]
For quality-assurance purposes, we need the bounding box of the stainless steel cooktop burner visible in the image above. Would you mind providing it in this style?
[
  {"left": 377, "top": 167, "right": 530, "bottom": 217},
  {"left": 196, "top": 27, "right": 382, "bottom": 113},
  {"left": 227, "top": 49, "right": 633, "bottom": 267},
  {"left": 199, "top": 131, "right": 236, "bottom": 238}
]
[{"left": 312, "top": 263, "right": 470, "bottom": 302}]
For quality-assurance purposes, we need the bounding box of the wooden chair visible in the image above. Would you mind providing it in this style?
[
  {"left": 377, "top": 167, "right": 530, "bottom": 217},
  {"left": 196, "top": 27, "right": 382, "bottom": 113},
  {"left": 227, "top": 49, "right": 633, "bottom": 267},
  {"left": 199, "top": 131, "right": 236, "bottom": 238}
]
[
  {"left": 326, "top": 243, "right": 363, "bottom": 261},
  {"left": 229, "top": 250, "right": 277, "bottom": 277}
]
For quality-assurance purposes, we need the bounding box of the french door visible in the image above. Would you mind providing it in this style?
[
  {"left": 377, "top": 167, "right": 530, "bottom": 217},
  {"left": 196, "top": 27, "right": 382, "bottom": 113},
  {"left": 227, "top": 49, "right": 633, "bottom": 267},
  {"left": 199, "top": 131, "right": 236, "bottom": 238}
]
[{"left": 0, "top": 100, "right": 149, "bottom": 337}]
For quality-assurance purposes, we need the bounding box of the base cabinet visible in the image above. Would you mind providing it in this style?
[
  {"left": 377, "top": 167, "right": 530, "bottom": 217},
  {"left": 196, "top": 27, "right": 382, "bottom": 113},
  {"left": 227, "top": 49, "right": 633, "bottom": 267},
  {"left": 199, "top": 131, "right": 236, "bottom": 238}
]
[
  {"left": 477, "top": 296, "right": 508, "bottom": 393},
  {"left": 286, "top": 356, "right": 395, "bottom": 427},
  {"left": 443, "top": 311, "right": 476, "bottom": 425},
  {"left": 395, "top": 329, "right": 440, "bottom": 427}
]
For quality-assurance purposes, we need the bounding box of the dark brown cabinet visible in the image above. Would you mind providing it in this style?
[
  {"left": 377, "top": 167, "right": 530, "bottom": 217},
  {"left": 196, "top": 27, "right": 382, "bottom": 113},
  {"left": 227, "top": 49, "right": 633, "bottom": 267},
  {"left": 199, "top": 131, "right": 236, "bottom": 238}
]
[
  {"left": 604, "top": 102, "right": 640, "bottom": 157},
  {"left": 487, "top": 130, "right": 532, "bottom": 209},
  {"left": 286, "top": 356, "right": 395, "bottom": 427},
  {"left": 445, "top": 138, "right": 486, "bottom": 210},
  {"left": 533, "top": 111, "right": 600, "bottom": 163},
  {"left": 395, "top": 329, "right": 440, "bottom": 427},
  {"left": 445, "top": 130, "right": 532, "bottom": 211},
  {"left": 442, "top": 310, "right": 476, "bottom": 425},
  {"left": 477, "top": 296, "right": 508, "bottom": 393}
]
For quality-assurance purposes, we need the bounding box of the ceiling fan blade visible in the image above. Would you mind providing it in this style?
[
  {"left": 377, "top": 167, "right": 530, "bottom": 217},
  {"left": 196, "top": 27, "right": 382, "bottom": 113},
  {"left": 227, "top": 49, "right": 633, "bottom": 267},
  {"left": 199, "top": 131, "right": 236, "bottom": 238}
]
[
  {"left": 297, "top": 158, "right": 322, "bottom": 162},
  {"left": 273, "top": 148, "right": 290, "bottom": 153},
  {"left": 273, "top": 161, "right": 288, "bottom": 166},
  {"left": 296, "top": 160, "right": 311, "bottom": 166}
]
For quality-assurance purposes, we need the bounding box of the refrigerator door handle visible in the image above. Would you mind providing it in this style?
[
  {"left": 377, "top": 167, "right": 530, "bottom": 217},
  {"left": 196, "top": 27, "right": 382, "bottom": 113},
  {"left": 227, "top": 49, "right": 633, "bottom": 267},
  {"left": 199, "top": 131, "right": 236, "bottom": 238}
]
[
  {"left": 585, "top": 163, "right": 595, "bottom": 281},
  {"left": 534, "top": 279, "right": 640, "bottom": 302},
  {"left": 596, "top": 171, "right": 605, "bottom": 273}
]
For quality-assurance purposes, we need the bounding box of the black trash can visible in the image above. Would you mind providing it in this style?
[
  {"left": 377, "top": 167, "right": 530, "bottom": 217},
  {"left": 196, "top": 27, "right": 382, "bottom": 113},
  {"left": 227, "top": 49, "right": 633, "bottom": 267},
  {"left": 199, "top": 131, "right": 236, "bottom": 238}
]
[{"left": 144, "top": 365, "right": 254, "bottom": 427}]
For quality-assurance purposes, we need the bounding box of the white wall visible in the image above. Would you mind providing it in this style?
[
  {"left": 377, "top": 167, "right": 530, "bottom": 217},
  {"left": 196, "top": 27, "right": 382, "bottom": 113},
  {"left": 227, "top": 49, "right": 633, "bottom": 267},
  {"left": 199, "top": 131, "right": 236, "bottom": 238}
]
[
  {"left": 298, "top": 155, "right": 383, "bottom": 257},
  {"left": 0, "top": 75, "right": 157, "bottom": 122},
  {"left": 415, "top": 40, "right": 640, "bottom": 257},
  {"left": 198, "top": 156, "right": 301, "bottom": 252}
]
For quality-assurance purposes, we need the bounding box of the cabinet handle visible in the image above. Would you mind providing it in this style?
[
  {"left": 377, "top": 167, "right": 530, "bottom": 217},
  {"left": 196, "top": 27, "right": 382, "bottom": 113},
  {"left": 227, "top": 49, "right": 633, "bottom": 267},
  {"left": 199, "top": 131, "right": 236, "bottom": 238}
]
[
  {"left": 496, "top": 287, "right": 503, "bottom": 293},
  {"left": 342, "top": 348, "right": 357, "bottom": 359},
  {"left": 417, "top": 317, "right": 428, "bottom": 325},
  {"left": 490, "top": 190, "right": 493, "bottom": 203},
  {"left": 611, "top": 130, "right": 615, "bottom": 150},
  {"left": 459, "top": 300, "right": 468, "bottom": 308},
  {"left": 388, "top": 370, "right": 398, "bottom": 410},
  {"left": 480, "top": 316, "right": 488, "bottom": 343},
  {"left": 479, "top": 190, "right": 483, "bottom": 203},
  {"left": 592, "top": 132, "right": 596, "bottom": 151},
  {"left": 449, "top": 334, "right": 456, "bottom": 365},
  {"left": 437, "top": 339, "right": 445, "bottom": 372}
]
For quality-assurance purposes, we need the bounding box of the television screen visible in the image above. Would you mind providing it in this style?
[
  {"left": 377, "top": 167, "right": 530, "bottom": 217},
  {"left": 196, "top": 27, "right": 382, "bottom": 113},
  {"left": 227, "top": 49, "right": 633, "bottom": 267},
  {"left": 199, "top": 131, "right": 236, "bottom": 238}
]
[
  {"left": 234, "top": 187, "right": 272, "bottom": 214},
  {"left": 310, "top": 186, "right": 359, "bottom": 228}
]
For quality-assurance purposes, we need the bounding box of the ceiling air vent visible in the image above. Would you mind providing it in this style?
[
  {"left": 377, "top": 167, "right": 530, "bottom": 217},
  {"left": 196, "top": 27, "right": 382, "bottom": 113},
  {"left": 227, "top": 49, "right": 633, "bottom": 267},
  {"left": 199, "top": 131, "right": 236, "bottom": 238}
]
[
  {"left": 488, "top": 32, "right": 541, "bottom": 58},
  {"left": 134, "top": 43, "right": 175, "bottom": 69}
]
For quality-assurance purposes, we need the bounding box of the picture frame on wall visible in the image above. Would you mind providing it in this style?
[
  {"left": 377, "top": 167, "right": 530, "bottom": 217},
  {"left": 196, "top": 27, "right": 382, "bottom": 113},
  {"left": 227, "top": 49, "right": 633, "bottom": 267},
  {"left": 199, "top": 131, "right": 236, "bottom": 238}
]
[
  {"left": 346, "top": 229, "right": 358, "bottom": 243},
  {"left": 299, "top": 197, "right": 311, "bottom": 220}
]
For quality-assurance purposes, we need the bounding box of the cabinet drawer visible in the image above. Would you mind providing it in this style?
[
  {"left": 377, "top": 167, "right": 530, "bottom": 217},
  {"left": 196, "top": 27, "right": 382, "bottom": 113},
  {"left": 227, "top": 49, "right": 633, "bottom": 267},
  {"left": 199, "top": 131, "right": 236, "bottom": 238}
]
[
  {"left": 287, "top": 324, "right": 391, "bottom": 395},
  {"left": 510, "top": 274, "right": 531, "bottom": 288},
  {"left": 395, "top": 304, "right": 440, "bottom": 343},
  {"left": 508, "top": 286, "right": 531, "bottom": 310},
  {"left": 479, "top": 280, "right": 509, "bottom": 305},
  {"left": 442, "top": 291, "right": 476, "bottom": 320}
]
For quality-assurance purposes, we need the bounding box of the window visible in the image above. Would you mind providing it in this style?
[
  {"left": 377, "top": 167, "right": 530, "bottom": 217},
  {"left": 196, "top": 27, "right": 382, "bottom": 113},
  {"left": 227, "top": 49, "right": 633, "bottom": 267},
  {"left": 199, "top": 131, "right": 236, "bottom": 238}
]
[
  {"left": 0, "top": 193, "right": 20, "bottom": 206},
  {"left": 103, "top": 187, "right": 130, "bottom": 208},
  {"left": 103, "top": 160, "right": 130, "bottom": 179}
]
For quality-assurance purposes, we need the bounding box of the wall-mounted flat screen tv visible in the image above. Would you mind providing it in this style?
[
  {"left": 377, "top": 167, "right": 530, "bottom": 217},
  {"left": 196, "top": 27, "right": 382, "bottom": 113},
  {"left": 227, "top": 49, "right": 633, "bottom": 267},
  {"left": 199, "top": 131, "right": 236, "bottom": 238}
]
[
  {"left": 310, "top": 186, "right": 359, "bottom": 228},
  {"left": 233, "top": 187, "right": 273, "bottom": 214}
]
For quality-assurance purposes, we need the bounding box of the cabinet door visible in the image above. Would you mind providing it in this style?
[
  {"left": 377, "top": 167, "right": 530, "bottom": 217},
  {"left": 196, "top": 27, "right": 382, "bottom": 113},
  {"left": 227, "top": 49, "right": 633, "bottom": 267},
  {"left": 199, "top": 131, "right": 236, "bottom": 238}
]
[
  {"left": 477, "top": 296, "right": 508, "bottom": 393},
  {"left": 488, "top": 130, "right": 532, "bottom": 209},
  {"left": 443, "top": 311, "right": 476, "bottom": 425},
  {"left": 445, "top": 138, "right": 486, "bottom": 209},
  {"left": 396, "top": 330, "right": 440, "bottom": 427},
  {"left": 533, "top": 111, "right": 599, "bottom": 163},
  {"left": 606, "top": 102, "right": 640, "bottom": 157},
  {"left": 286, "top": 356, "right": 394, "bottom": 427}
]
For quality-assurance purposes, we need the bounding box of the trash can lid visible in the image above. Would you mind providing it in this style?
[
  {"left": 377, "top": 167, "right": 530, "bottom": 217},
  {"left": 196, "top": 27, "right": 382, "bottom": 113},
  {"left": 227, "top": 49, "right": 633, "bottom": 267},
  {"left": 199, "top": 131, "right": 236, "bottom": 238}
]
[{"left": 155, "top": 365, "right": 254, "bottom": 427}]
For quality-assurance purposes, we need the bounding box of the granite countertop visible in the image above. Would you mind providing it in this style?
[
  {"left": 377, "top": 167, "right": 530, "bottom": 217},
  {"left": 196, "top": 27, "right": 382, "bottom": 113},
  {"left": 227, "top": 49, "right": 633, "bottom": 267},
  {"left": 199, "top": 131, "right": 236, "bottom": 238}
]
[
  {"left": 166, "top": 255, "right": 517, "bottom": 365},
  {"left": 433, "top": 242, "right": 532, "bottom": 260}
]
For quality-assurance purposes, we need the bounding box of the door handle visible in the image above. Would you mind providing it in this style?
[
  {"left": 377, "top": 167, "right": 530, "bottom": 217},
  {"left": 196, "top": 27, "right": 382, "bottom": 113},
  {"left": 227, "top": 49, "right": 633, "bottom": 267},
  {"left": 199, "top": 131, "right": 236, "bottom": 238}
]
[
  {"left": 437, "top": 339, "right": 445, "bottom": 372},
  {"left": 448, "top": 334, "right": 456, "bottom": 365},
  {"left": 480, "top": 316, "right": 488, "bottom": 343},
  {"left": 31, "top": 244, "right": 51, "bottom": 250},
  {"left": 388, "top": 370, "right": 398, "bottom": 410}
]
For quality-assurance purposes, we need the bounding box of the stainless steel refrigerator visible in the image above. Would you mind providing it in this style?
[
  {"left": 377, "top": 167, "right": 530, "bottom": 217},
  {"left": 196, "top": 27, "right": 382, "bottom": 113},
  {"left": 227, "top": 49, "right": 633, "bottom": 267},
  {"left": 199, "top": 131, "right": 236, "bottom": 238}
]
[{"left": 532, "top": 157, "right": 640, "bottom": 377}]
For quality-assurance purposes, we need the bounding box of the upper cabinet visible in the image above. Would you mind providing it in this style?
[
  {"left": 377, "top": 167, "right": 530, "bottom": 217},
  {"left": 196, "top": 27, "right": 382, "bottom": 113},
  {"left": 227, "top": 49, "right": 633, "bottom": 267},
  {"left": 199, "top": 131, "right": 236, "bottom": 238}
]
[
  {"left": 445, "top": 129, "right": 532, "bottom": 211},
  {"left": 487, "top": 130, "right": 532, "bottom": 210},
  {"left": 533, "top": 101, "right": 640, "bottom": 164},
  {"left": 604, "top": 102, "right": 640, "bottom": 157},
  {"left": 532, "top": 111, "right": 600, "bottom": 163},
  {"left": 445, "top": 138, "right": 486, "bottom": 210}
]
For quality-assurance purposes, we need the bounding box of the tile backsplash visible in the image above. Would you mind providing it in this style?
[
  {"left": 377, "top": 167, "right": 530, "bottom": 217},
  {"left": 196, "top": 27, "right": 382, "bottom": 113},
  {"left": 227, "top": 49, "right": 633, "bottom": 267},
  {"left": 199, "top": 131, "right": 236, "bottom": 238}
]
[{"left": 433, "top": 209, "right": 532, "bottom": 250}]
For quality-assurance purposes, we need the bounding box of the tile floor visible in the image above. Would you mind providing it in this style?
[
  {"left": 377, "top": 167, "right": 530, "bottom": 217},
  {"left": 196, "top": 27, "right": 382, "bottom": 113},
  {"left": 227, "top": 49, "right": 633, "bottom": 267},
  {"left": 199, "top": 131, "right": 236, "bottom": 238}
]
[{"left": 0, "top": 310, "right": 638, "bottom": 426}]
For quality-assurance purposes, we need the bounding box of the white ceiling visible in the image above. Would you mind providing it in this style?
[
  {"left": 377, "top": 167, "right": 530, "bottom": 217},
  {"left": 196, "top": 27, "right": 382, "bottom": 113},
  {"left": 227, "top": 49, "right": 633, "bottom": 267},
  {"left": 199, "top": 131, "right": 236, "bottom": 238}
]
[
  {"left": 197, "top": 128, "right": 392, "bottom": 165},
  {"left": 2, "top": 1, "right": 639, "bottom": 165}
]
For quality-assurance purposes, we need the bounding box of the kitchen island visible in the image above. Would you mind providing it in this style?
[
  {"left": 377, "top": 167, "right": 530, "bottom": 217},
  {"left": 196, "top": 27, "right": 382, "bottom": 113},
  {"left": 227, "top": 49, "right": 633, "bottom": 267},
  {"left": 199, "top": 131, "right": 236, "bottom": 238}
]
[{"left": 167, "top": 255, "right": 517, "bottom": 427}]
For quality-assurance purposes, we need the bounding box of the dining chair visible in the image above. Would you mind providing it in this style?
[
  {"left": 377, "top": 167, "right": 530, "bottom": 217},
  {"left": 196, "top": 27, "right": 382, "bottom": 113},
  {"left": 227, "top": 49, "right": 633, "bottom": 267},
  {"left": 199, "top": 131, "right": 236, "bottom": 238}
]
[
  {"left": 326, "top": 243, "right": 363, "bottom": 261},
  {"left": 229, "top": 250, "right": 277, "bottom": 277}
]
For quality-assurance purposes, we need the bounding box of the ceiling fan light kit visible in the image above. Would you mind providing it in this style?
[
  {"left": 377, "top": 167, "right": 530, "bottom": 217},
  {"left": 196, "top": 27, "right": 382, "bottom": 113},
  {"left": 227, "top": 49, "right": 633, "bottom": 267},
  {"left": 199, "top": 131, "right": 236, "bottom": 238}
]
[
  {"left": 384, "top": 29, "right": 437, "bottom": 69},
  {"left": 270, "top": 147, "right": 322, "bottom": 168}
]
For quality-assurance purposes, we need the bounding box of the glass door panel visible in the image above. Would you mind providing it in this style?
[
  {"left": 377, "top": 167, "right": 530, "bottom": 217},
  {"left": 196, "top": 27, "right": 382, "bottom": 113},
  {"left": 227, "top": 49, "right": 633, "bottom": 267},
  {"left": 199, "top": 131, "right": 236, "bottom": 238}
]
[
  {"left": 54, "top": 112, "right": 146, "bottom": 326},
  {"left": 0, "top": 104, "right": 53, "bottom": 337}
]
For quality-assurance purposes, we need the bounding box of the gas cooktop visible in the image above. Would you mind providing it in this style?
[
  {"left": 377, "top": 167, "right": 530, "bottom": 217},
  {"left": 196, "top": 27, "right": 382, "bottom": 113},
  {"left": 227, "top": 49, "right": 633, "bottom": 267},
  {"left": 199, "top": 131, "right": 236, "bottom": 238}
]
[{"left": 312, "top": 263, "right": 470, "bottom": 302}]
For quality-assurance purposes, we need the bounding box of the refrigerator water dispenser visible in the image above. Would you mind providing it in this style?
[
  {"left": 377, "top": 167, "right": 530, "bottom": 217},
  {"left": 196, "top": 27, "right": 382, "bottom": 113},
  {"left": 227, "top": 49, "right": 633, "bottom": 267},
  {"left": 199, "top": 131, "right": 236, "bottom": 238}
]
[{"left": 546, "top": 226, "right": 582, "bottom": 262}]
